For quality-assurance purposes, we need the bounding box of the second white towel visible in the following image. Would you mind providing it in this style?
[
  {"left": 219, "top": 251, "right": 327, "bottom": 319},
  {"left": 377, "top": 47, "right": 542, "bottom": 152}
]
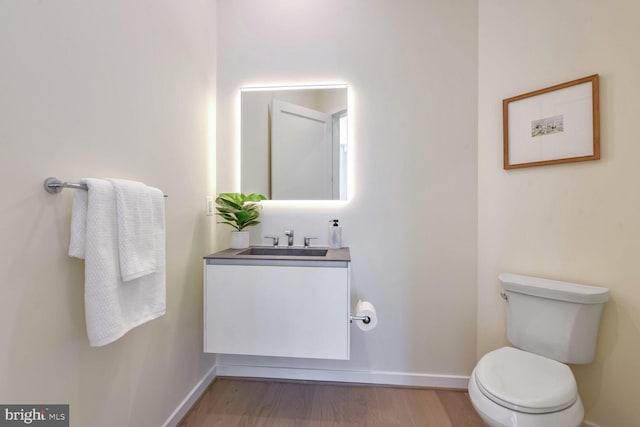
[{"left": 108, "top": 178, "right": 157, "bottom": 282}]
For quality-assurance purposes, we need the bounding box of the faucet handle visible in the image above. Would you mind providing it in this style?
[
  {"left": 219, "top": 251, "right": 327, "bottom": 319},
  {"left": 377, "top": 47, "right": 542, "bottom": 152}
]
[
  {"left": 264, "top": 236, "right": 279, "bottom": 246},
  {"left": 303, "top": 237, "right": 318, "bottom": 247}
]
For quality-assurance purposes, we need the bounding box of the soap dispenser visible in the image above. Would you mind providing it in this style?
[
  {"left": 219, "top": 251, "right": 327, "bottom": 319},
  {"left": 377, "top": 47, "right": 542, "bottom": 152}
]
[{"left": 328, "top": 219, "right": 342, "bottom": 249}]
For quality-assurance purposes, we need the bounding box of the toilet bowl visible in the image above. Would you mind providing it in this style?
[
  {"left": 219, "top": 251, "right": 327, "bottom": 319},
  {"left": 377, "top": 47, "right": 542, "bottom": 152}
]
[
  {"left": 468, "top": 347, "right": 584, "bottom": 427},
  {"left": 469, "top": 273, "right": 609, "bottom": 427}
]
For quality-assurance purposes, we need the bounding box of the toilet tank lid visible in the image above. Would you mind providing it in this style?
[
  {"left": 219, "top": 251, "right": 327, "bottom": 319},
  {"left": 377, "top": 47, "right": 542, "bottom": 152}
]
[{"left": 499, "top": 273, "right": 610, "bottom": 304}]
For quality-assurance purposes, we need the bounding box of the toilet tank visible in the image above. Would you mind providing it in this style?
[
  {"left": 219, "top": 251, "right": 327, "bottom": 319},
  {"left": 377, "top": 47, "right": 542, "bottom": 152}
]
[{"left": 499, "top": 273, "right": 609, "bottom": 364}]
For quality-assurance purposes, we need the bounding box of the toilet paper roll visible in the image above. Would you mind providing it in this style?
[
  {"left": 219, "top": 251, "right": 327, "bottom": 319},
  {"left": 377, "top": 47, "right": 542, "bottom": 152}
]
[{"left": 354, "top": 300, "right": 378, "bottom": 331}]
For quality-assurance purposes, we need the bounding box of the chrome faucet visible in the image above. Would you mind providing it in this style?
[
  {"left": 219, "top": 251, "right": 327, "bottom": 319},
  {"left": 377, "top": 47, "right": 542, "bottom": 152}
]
[
  {"left": 284, "top": 230, "right": 294, "bottom": 247},
  {"left": 303, "top": 237, "right": 317, "bottom": 248}
]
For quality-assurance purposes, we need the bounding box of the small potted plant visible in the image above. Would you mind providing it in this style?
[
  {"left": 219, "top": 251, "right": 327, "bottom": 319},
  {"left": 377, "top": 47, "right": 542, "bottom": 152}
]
[{"left": 215, "top": 192, "right": 267, "bottom": 249}]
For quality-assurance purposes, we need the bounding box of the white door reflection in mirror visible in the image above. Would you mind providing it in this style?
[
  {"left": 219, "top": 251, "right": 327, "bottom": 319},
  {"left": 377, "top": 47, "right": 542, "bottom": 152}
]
[
  {"left": 334, "top": 110, "right": 348, "bottom": 201},
  {"left": 241, "top": 85, "right": 348, "bottom": 201},
  {"left": 271, "top": 100, "right": 333, "bottom": 200}
]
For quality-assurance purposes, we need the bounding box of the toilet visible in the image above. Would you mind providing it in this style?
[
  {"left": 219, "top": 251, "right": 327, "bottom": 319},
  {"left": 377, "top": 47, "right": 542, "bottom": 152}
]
[{"left": 469, "top": 273, "right": 609, "bottom": 427}]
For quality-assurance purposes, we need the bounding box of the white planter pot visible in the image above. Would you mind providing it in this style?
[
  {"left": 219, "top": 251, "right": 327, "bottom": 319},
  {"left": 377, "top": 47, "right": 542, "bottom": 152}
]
[{"left": 231, "top": 231, "right": 250, "bottom": 249}]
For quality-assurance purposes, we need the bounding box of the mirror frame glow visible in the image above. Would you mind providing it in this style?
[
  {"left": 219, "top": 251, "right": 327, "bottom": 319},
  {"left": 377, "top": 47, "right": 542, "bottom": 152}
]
[{"left": 240, "top": 84, "right": 350, "bottom": 202}]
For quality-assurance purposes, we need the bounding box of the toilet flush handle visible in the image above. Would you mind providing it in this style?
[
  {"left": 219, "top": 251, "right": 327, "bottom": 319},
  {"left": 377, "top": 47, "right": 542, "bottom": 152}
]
[{"left": 500, "top": 292, "right": 509, "bottom": 301}]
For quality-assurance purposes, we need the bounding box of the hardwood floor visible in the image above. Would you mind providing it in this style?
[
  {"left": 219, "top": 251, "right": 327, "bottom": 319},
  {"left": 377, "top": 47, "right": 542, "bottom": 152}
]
[{"left": 178, "top": 378, "right": 488, "bottom": 427}]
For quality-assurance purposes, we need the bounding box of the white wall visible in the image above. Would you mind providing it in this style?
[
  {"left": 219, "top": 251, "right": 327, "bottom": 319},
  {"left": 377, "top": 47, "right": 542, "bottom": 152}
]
[
  {"left": 216, "top": 0, "right": 478, "bottom": 379},
  {"left": 0, "top": 1, "right": 216, "bottom": 426},
  {"left": 478, "top": 1, "right": 640, "bottom": 426}
]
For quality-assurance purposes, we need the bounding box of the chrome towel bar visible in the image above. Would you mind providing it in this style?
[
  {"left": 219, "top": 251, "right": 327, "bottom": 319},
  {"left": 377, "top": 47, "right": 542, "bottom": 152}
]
[
  {"left": 44, "top": 177, "right": 87, "bottom": 193},
  {"left": 44, "top": 177, "right": 168, "bottom": 197}
]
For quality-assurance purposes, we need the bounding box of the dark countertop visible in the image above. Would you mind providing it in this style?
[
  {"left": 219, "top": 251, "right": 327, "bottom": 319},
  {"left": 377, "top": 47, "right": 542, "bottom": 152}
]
[{"left": 204, "top": 246, "right": 351, "bottom": 262}]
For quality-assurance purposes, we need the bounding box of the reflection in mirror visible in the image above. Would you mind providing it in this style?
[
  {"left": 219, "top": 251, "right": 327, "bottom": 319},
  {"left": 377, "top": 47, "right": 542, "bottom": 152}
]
[{"left": 241, "top": 85, "right": 348, "bottom": 200}]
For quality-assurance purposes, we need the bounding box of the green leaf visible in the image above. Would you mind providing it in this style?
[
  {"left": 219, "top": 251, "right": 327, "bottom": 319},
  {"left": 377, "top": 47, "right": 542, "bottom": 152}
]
[
  {"left": 245, "top": 193, "right": 267, "bottom": 202},
  {"left": 238, "top": 220, "right": 260, "bottom": 230}
]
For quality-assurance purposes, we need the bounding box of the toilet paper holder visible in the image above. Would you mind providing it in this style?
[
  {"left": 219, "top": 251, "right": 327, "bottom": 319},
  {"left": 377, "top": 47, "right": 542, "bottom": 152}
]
[{"left": 350, "top": 313, "right": 371, "bottom": 324}]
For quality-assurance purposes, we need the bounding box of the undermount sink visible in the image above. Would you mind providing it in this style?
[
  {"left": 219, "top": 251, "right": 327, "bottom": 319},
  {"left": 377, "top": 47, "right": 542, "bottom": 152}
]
[{"left": 238, "top": 247, "right": 328, "bottom": 257}]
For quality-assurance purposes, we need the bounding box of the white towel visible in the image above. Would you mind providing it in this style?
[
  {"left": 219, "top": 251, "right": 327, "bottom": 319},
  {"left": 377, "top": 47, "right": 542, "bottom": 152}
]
[
  {"left": 69, "top": 178, "right": 166, "bottom": 347},
  {"left": 68, "top": 187, "right": 88, "bottom": 258},
  {"left": 107, "top": 178, "right": 157, "bottom": 282}
]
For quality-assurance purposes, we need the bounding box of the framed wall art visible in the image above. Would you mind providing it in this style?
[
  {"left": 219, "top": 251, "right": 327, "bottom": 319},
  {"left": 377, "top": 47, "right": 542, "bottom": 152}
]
[{"left": 503, "top": 74, "right": 600, "bottom": 169}]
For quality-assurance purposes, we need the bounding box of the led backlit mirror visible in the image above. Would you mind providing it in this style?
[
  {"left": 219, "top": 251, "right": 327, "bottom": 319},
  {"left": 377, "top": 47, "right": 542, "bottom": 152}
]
[{"left": 241, "top": 85, "right": 348, "bottom": 200}]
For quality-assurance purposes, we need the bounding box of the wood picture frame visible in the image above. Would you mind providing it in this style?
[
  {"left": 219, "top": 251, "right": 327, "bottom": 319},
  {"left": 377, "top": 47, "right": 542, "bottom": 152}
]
[{"left": 503, "top": 74, "right": 600, "bottom": 169}]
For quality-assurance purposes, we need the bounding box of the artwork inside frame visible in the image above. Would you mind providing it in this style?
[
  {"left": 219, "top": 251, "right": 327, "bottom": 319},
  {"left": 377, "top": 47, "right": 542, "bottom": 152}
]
[{"left": 503, "top": 74, "right": 600, "bottom": 169}]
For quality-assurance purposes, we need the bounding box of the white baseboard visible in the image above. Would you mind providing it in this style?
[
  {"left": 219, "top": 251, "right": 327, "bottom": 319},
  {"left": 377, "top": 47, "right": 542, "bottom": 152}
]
[
  {"left": 582, "top": 422, "right": 602, "bottom": 427},
  {"left": 215, "top": 363, "right": 470, "bottom": 389},
  {"left": 162, "top": 363, "right": 470, "bottom": 426},
  {"left": 162, "top": 364, "right": 218, "bottom": 427}
]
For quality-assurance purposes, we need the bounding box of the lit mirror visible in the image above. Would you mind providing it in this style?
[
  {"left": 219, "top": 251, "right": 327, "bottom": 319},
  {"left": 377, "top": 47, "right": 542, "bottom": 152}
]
[{"left": 241, "top": 85, "right": 348, "bottom": 200}]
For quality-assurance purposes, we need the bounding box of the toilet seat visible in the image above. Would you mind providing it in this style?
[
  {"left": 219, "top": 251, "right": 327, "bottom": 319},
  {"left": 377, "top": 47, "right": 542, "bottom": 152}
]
[{"left": 475, "top": 347, "right": 578, "bottom": 414}]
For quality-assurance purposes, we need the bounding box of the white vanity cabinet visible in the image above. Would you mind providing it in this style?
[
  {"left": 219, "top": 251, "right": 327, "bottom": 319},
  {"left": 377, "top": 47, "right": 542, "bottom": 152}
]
[{"left": 204, "top": 250, "right": 351, "bottom": 360}]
